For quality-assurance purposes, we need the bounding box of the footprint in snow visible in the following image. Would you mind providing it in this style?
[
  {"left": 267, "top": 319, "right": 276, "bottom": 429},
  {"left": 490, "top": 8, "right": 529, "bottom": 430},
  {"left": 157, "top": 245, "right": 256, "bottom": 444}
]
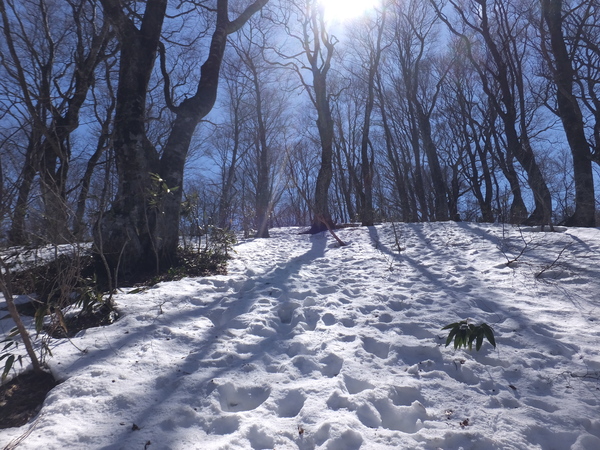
[
  {"left": 217, "top": 383, "right": 270, "bottom": 412},
  {"left": 343, "top": 374, "right": 375, "bottom": 394},
  {"left": 276, "top": 389, "right": 306, "bottom": 417},
  {"left": 362, "top": 336, "right": 390, "bottom": 359}
]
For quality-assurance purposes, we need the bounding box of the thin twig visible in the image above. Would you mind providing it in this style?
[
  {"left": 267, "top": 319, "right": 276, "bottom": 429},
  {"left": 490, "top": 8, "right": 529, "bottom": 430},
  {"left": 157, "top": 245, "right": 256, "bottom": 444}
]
[{"left": 535, "top": 244, "right": 571, "bottom": 279}]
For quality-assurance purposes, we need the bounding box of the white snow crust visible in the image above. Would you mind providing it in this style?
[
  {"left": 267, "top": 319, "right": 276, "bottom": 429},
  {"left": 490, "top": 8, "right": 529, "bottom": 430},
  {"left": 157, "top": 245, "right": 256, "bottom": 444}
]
[{"left": 1, "top": 222, "right": 600, "bottom": 449}]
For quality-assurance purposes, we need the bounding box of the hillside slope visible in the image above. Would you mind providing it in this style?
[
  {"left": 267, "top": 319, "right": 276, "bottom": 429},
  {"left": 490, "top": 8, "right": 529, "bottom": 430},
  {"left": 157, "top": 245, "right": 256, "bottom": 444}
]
[{"left": 1, "top": 222, "right": 600, "bottom": 449}]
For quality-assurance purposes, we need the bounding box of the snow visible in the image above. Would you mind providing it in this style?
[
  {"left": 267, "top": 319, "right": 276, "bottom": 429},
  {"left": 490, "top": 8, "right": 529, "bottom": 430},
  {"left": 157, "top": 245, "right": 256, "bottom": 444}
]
[{"left": 1, "top": 222, "right": 600, "bottom": 449}]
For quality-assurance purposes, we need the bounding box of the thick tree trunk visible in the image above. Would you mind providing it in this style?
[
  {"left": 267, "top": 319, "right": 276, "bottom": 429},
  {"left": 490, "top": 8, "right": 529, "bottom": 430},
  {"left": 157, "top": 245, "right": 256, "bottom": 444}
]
[
  {"left": 156, "top": 116, "right": 196, "bottom": 269},
  {"left": 94, "top": 0, "right": 167, "bottom": 274},
  {"left": 156, "top": 6, "right": 268, "bottom": 263},
  {"left": 96, "top": 0, "right": 269, "bottom": 276}
]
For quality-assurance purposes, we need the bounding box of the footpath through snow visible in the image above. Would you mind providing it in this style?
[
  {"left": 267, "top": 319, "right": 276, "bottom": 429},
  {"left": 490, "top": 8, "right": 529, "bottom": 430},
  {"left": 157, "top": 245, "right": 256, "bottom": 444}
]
[{"left": 1, "top": 222, "right": 600, "bottom": 449}]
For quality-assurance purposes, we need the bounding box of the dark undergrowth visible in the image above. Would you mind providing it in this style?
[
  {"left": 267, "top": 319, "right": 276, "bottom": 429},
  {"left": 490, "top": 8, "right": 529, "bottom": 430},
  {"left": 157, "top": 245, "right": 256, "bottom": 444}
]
[
  {"left": 0, "top": 370, "right": 57, "bottom": 429},
  {"left": 1, "top": 236, "right": 235, "bottom": 430}
]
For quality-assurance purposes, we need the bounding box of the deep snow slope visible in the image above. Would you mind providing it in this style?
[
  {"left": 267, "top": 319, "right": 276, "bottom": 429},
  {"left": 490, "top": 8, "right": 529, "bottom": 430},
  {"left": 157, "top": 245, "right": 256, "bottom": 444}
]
[{"left": 1, "top": 222, "right": 600, "bottom": 449}]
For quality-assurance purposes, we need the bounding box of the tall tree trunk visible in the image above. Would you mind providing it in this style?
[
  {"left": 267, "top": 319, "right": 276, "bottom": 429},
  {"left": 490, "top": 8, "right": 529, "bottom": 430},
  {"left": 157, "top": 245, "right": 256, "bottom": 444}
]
[
  {"left": 9, "top": 136, "right": 41, "bottom": 245},
  {"left": 358, "top": 9, "right": 386, "bottom": 227},
  {"left": 255, "top": 135, "right": 271, "bottom": 238},
  {"left": 74, "top": 94, "right": 115, "bottom": 240},
  {"left": 359, "top": 113, "right": 375, "bottom": 226},
  {"left": 73, "top": 131, "right": 110, "bottom": 240},
  {"left": 248, "top": 59, "right": 271, "bottom": 238},
  {"left": 1, "top": 0, "right": 112, "bottom": 244},
  {"left": 484, "top": 1, "right": 552, "bottom": 225},
  {"left": 414, "top": 101, "right": 449, "bottom": 221},
  {"left": 158, "top": 0, "right": 268, "bottom": 264},
  {"left": 333, "top": 137, "right": 356, "bottom": 222},
  {"left": 490, "top": 126, "right": 528, "bottom": 223},
  {"left": 408, "top": 112, "right": 429, "bottom": 221},
  {"left": 310, "top": 70, "right": 335, "bottom": 233},
  {"left": 303, "top": 4, "right": 336, "bottom": 234},
  {"left": 542, "top": 0, "right": 595, "bottom": 226},
  {"left": 95, "top": 0, "right": 166, "bottom": 274},
  {"left": 432, "top": 0, "right": 552, "bottom": 224},
  {"left": 217, "top": 132, "right": 241, "bottom": 230},
  {"left": 96, "top": 0, "right": 268, "bottom": 275},
  {"left": 376, "top": 74, "right": 412, "bottom": 222},
  {"left": 459, "top": 89, "right": 495, "bottom": 222},
  {"left": 467, "top": 141, "right": 495, "bottom": 223},
  {"left": 39, "top": 138, "right": 72, "bottom": 244},
  {"left": 217, "top": 77, "right": 244, "bottom": 230}
]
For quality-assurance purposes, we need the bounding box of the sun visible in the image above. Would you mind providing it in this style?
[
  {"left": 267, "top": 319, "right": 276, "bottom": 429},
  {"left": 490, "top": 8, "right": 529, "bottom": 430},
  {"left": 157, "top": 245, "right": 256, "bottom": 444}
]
[{"left": 319, "top": 0, "right": 379, "bottom": 23}]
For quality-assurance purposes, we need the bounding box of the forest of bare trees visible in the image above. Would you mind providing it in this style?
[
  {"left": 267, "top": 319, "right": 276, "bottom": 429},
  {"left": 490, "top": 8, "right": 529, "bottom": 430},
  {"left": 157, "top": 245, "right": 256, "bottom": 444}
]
[{"left": 1, "top": 0, "right": 599, "bottom": 277}]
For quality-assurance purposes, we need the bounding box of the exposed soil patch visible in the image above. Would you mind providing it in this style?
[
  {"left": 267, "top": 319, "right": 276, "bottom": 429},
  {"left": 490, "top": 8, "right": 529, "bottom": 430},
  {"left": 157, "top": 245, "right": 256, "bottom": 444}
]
[
  {"left": 0, "top": 370, "right": 57, "bottom": 429},
  {"left": 44, "top": 303, "right": 119, "bottom": 339}
]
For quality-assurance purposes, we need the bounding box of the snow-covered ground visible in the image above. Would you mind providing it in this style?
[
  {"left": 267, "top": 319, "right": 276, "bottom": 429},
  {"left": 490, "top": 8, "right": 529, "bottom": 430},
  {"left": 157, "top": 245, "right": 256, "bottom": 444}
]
[
  {"left": 0, "top": 242, "right": 91, "bottom": 272},
  {"left": 1, "top": 222, "right": 600, "bottom": 449}
]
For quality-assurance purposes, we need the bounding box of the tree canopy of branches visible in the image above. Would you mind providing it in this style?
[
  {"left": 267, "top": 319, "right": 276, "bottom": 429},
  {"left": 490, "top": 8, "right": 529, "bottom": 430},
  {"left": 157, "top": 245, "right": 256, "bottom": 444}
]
[{"left": 1, "top": 0, "right": 598, "bottom": 278}]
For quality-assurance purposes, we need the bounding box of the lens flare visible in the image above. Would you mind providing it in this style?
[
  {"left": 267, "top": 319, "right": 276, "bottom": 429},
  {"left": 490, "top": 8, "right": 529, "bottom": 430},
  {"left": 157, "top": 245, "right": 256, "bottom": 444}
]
[{"left": 319, "top": 0, "right": 378, "bottom": 23}]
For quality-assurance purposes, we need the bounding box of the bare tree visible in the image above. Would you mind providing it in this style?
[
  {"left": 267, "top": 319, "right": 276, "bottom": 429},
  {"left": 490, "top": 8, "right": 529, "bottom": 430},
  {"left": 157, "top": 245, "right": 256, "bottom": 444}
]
[
  {"left": 95, "top": 0, "right": 268, "bottom": 276},
  {"left": 432, "top": 0, "right": 553, "bottom": 225},
  {"left": 213, "top": 56, "right": 252, "bottom": 230},
  {"left": 0, "top": 0, "right": 114, "bottom": 244},
  {"left": 344, "top": 4, "right": 388, "bottom": 226},
  {"left": 269, "top": 0, "right": 337, "bottom": 232},
  {"left": 440, "top": 36, "right": 496, "bottom": 221},
  {"left": 375, "top": 69, "right": 416, "bottom": 222},
  {"left": 332, "top": 85, "right": 361, "bottom": 223},
  {"left": 73, "top": 59, "right": 117, "bottom": 239},
  {"left": 540, "top": 0, "right": 596, "bottom": 226},
  {"left": 232, "top": 20, "right": 278, "bottom": 238},
  {"left": 393, "top": 0, "right": 450, "bottom": 221}
]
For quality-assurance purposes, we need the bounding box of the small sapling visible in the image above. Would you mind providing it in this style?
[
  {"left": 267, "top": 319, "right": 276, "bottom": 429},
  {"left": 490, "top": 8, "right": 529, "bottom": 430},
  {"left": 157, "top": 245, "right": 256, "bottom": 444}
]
[{"left": 442, "top": 320, "right": 496, "bottom": 351}]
